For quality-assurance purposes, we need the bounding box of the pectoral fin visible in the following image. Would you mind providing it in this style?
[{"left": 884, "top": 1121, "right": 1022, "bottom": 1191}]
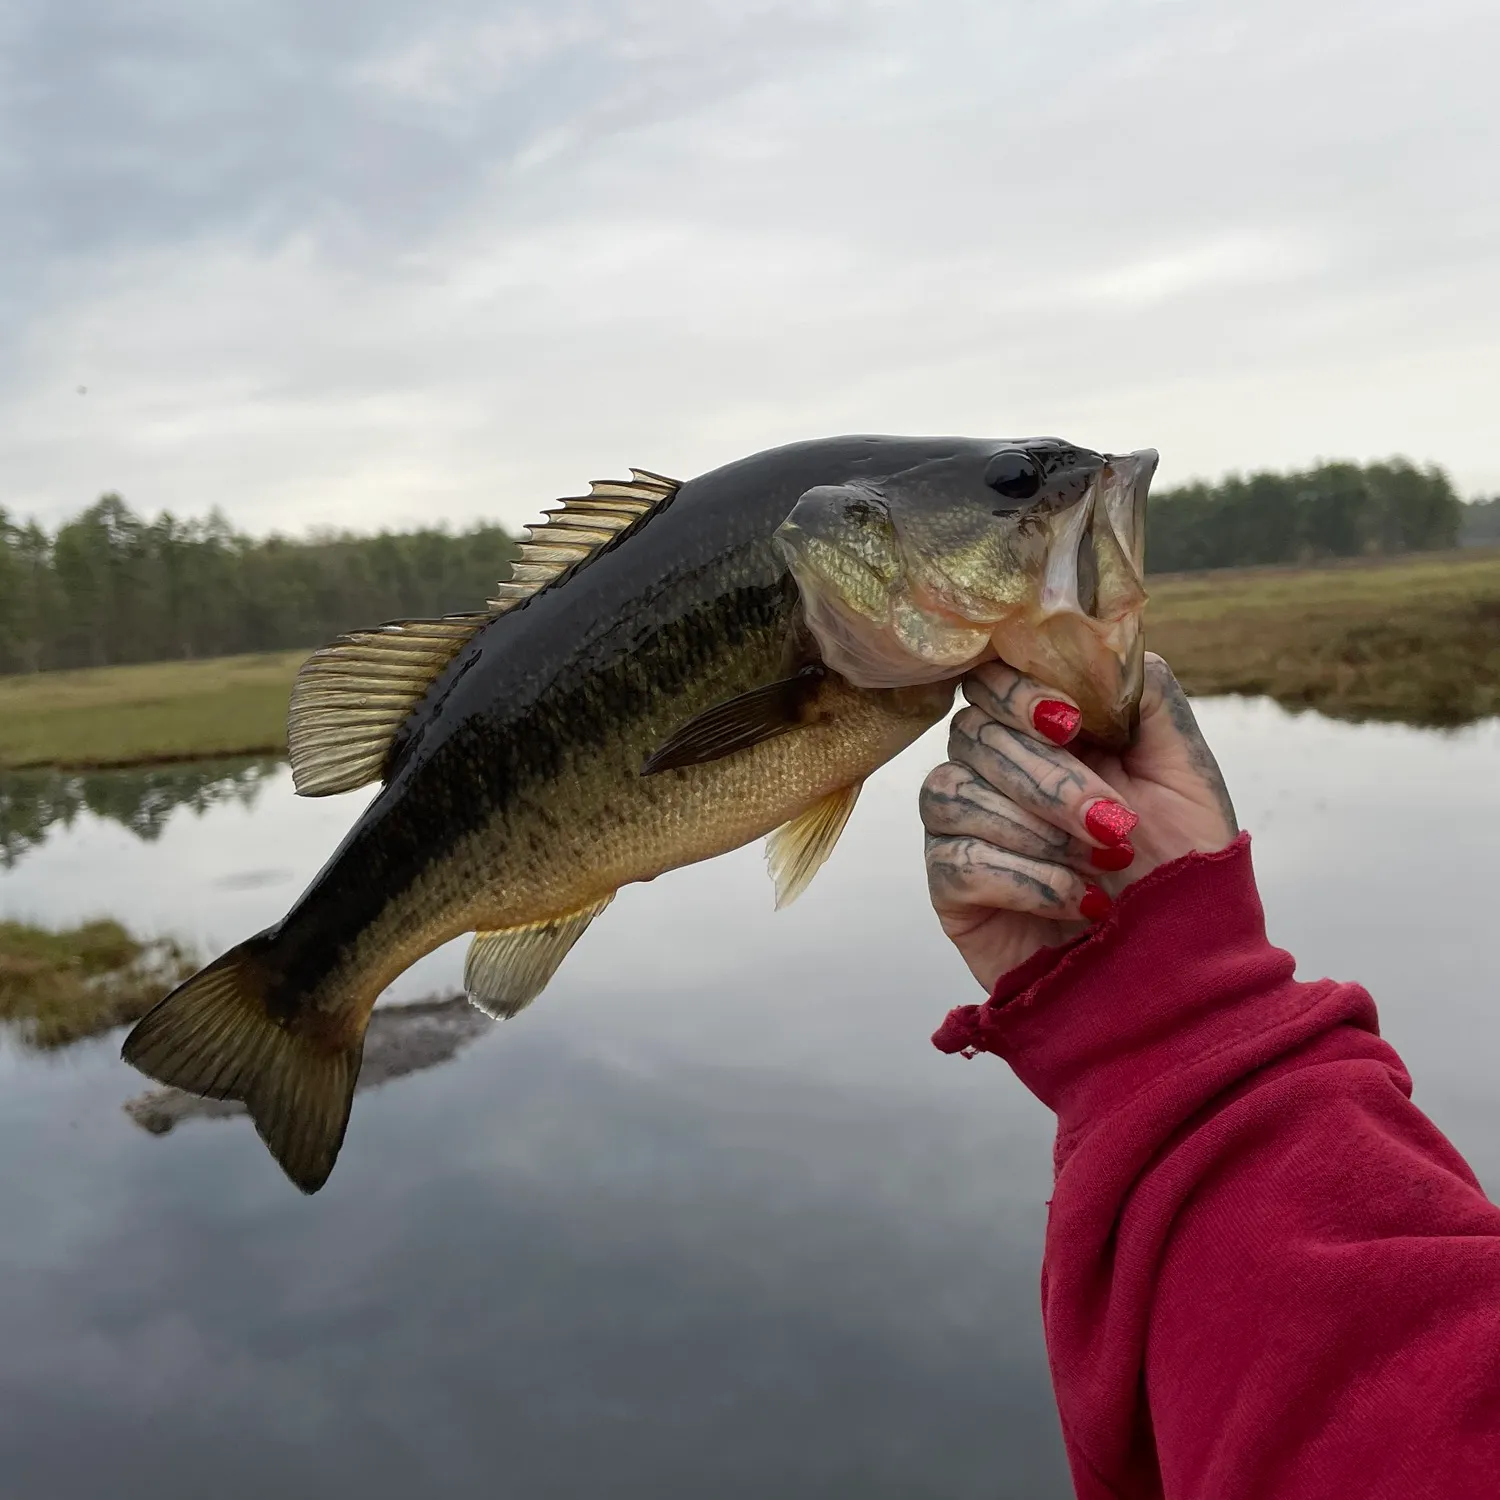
[
  {"left": 641, "top": 667, "right": 825, "bottom": 776},
  {"left": 464, "top": 895, "right": 615, "bottom": 1020},
  {"left": 765, "top": 782, "right": 862, "bottom": 909}
]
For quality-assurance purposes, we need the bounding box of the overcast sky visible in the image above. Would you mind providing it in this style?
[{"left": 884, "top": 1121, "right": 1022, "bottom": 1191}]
[{"left": 3, "top": 0, "right": 1496, "bottom": 536}]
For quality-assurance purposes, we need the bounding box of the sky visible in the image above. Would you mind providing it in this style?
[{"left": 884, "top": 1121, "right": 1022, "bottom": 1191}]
[{"left": 3, "top": 0, "right": 1497, "bottom": 537}]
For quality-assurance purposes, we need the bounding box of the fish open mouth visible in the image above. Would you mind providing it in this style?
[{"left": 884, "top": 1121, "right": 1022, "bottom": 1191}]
[
  {"left": 774, "top": 446, "right": 1158, "bottom": 747},
  {"left": 991, "top": 448, "right": 1156, "bottom": 747}
]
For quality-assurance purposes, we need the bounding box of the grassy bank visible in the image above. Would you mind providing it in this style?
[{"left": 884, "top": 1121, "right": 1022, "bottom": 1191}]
[
  {"left": 1147, "top": 547, "right": 1500, "bottom": 727},
  {"left": 0, "top": 919, "right": 196, "bottom": 1049},
  {"left": 0, "top": 549, "right": 1496, "bottom": 770},
  {"left": 0, "top": 650, "right": 302, "bottom": 770}
]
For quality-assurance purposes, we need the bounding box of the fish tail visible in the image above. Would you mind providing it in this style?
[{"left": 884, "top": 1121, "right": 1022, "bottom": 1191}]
[{"left": 121, "top": 929, "right": 364, "bottom": 1195}]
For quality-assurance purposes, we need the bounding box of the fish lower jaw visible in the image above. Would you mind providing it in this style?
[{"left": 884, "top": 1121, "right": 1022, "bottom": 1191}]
[{"left": 989, "top": 611, "right": 1144, "bottom": 748}]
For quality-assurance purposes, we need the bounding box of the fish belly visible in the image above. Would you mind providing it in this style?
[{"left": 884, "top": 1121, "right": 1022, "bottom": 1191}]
[{"left": 457, "top": 679, "right": 952, "bottom": 932}]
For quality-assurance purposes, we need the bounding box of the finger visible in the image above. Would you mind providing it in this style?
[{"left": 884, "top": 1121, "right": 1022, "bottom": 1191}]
[
  {"left": 924, "top": 833, "right": 1113, "bottom": 924},
  {"left": 919, "top": 762, "right": 1136, "bottom": 874},
  {"left": 946, "top": 706, "right": 1140, "bottom": 849},
  {"left": 961, "top": 661, "right": 1082, "bottom": 747}
]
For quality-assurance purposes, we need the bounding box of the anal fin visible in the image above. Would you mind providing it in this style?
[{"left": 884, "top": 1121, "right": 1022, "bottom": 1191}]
[
  {"left": 765, "top": 782, "right": 863, "bottom": 909},
  {"left": 464, "top": 894, "right": 615, "bottom": 1019}
]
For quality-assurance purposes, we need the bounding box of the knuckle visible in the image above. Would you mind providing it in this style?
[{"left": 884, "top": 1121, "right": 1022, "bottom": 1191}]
[
  {"left": 972, "top": 659, "right": 1021, "bottom": 693},
  {"left": 951, "top": 704, "right": 989, "bottom": 737},
  {"left": 923, "top": 839, "right": 973, "bottom": 892},
  {"left": 918, "top": 783, "right": 962, "bottom": 832},
  {"left": 921, "top": 761, "right": 969, "bottom": 800},
  {"left": 961, "top": 670, "right": 1005, "bottom": 711},
  {"left": 947, "top": 711, "right": 990, "bottom": 761}
]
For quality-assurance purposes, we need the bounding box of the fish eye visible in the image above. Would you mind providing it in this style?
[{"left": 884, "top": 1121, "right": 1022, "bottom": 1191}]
[{"left": 984, "top": 449, "right": 1043, "bottom": 504}]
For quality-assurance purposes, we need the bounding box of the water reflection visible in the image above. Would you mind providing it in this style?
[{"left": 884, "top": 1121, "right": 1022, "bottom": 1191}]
[
  {"left": 0, "top": 701, "right": 1496, "bottom": 1499},
  {"left": 0, "top": 758, "right": 280, "bottom": 868}
]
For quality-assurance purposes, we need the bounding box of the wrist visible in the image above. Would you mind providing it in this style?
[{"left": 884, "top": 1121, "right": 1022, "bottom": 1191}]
[{"left": 932, "top": 833, "right": 1322, "bottom": 1147}]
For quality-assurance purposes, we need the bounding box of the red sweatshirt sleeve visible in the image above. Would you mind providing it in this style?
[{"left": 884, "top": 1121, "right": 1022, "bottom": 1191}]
[{"left": 932, "top": 833, "right": 1500, "bottom": 1500}]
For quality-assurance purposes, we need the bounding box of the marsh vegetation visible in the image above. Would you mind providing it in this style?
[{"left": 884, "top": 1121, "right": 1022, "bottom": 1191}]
[
  {"left": 0, "top": 654, "right": 298, "bottom": 769},
  {"left": 0, "top": 918, "right": 196, "bottom": 1049},
  {"left": 1148, "top": 548, "right": 1500, "bottom": 726}
]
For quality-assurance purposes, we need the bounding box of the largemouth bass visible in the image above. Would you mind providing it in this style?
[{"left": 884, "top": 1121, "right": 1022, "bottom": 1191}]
[{"left": 123, "top": 435, "right": 1156, "bottom": 1192}]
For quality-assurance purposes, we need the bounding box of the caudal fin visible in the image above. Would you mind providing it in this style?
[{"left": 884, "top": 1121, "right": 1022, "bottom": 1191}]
[{"left": 121, "top": 931, "right": 364, "bottom": 1194}]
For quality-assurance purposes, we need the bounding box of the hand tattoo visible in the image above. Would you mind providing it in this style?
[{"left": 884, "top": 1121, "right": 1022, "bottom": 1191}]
[{"left": 1150, "top": 658, "right": 1239, "bottom": 834}]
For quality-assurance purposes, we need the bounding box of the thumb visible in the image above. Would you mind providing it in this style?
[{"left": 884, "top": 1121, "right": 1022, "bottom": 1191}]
[{"left": 1126, "top": 654, "right": 1240, "bottom": 833}]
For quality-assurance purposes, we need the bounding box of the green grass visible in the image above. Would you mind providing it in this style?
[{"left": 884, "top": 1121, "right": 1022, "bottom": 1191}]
[
  {"left": 0, "top": 548, "right": 1496, "bottom": 772},
  {"left": 0, "top": 650, "right": 302, "bottom": 770},
  {"left": 0, "top": 919, "right": 196, "bottom": 1049},
  {"left": 1147, "top": 547, "right": 1500, "bottom": 727}
]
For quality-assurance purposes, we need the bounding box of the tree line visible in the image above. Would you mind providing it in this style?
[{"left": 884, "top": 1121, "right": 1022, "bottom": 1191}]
[
  {"left": 0, "top": 458, "right": 1488, "bottom": 674},
  {"left": 1460, "top": 496, "right": 1500, "bottom": 547},
  {"left": 0, "top": 496, "right": 518, "bottom": 674},
  {"left": 1144, "top": 458, "right": 1467, "bottom": 574}
]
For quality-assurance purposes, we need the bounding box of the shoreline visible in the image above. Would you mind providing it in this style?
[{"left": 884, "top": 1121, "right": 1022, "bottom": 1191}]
[
  {"left": 3, "top": 549, "right": 1497, "bottom": 771},
  {"left": 8, "top": 696, "right": 1499, "bottom": 777},
  {"left": 4, "top": 745, "right": 290, "bottom": 774}
]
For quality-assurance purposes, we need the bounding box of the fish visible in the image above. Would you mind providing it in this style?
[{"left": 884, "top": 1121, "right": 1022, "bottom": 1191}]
[{"left": 122, "top": 434, "right": 1156, "bottom": 1192}]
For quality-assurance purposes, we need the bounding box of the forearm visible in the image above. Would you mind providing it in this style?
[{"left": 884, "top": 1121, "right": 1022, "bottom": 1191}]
[{"left": 934, "top": 837, "right": 1500, "bottom": 1499}]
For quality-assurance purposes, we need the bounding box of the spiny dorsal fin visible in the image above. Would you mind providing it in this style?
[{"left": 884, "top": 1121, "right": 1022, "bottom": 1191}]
[
  {"left": 487, "top": 469, "right": 679, "bottom": 611},
  {"left": 765, "top": 782, "right": 863, "bottom": 909},
  {"left": 288, "top": 612, "right": 491, "bottom": 797},
  {"left": 464, "top": 894, "right": 616, "bottom": 1019}
]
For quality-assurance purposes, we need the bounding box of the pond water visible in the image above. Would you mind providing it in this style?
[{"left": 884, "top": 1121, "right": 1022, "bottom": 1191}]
[{"left": 1, "top": 699, "right": 1497, "bottom": 1499}]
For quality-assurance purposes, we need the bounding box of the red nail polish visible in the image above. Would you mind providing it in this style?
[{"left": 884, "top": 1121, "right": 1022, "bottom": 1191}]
[
  {"left": 1080, "top": 883, "right": 1113, "bottom": 922},
  {"left": 1089, "top": 842, "right": 1135, "bottom": 872},
  {"left": 1085, "top": 798, "right": 1139, "bottom": 846},
  {"left": 1032, "top": 699, "right": 1081, "bottom": 746}
]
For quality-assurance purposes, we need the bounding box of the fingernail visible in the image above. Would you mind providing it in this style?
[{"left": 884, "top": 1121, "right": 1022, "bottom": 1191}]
[
  {"left": 1080, "top": 883, "right": 1113, "bottom": 922},
  {"left": 1089, "top": 842, "right": 1135, "bottom": 872},
  {"left": 1085, "top": 799, "right": 1139, "bottom": 847},
  {"left": 1032, "top": 699, "right": 1081, "bottom": 746}
]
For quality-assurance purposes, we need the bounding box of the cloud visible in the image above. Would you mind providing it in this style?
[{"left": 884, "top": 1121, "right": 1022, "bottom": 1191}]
[
  {"left": 1, "top": 0, "right": 1496, "bottom": 536},
  {"left": 1077, "top": 232, "right": 1332, "bottom": 307}
]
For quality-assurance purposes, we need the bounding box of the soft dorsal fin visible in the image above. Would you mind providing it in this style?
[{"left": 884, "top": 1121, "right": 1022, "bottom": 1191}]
[
  {"left": 464, "top": 894, "right": 616, "bottom": 1019},
  {"left": 286, "top": 467, "right": 677, "bottom": 799},
  {"left": 765, "top": 782, "right": 863, "bottom": 909},
  {"left": 287, "top": 613, "right": 492, "bottom": 797},
  {"left": 488, "top": 468, "right": 679, "bottom": 611}
]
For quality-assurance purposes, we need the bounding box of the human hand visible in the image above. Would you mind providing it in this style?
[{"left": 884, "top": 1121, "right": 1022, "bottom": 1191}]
[{"left": 919, "top": 653, "right": 1239, "bottom": 991}]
